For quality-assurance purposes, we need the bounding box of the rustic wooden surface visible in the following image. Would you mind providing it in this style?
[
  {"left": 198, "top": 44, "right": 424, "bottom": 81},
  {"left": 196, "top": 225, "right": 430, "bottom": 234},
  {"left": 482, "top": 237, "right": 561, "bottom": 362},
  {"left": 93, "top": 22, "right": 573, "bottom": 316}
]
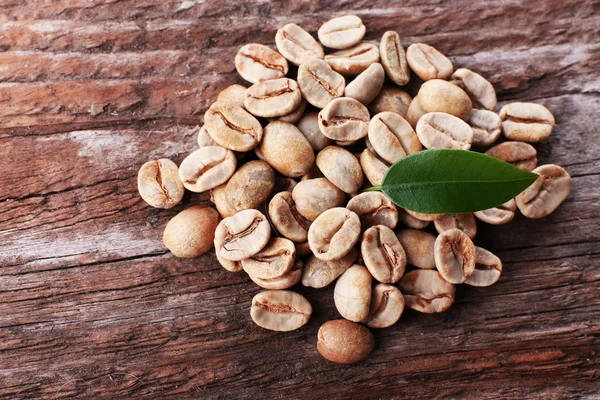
[{"left": 0, "top": 1, "right": 599, "bottom": 398}]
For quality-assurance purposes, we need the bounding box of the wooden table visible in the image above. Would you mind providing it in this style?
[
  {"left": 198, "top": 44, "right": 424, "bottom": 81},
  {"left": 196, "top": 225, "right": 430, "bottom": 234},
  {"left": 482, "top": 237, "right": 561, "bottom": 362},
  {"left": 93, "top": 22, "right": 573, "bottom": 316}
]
[{"left": 1, "top": 1, "right": 598, "bottom": 398}]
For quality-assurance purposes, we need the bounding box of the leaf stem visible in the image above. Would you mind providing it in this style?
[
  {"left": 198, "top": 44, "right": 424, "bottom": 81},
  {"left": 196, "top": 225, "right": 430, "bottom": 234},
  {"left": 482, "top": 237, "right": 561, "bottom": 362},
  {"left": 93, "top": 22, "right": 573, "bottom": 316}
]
[{"left": 364, "top": 186, "right": 382, "bottom": 192}]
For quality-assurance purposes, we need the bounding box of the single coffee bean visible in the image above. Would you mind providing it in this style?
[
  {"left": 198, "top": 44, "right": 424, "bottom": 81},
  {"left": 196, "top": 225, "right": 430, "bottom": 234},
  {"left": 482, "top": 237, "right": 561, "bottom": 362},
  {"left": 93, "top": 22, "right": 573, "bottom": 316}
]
[
  {"left": 269, "top": 191, "right": 312, "bottom": 242},
  {"left": 361, "top": 225, "right": 406, "bottom": 283},
  {"left": 302, "top": 249, "right": 357, "bottom": 288},
  {"left": 249, "top": 260, "right": 303, "bottom": 290},
  {"left": 204, "top": 102, "right": 263, "bottom": 152},
  {"left": 316, "top": 146, "right": 364, "bottom": 193},
  {"left": 269, "top": 98, "right": 307, "bottom": 124},
  {"left": 235, "top": 43, "right": 289, "bottom": 84},
  {"left": 366, "top": 284, "right": 405, "bottom": 329},
  {"left": 318, "top": 97, "right": 370, "bottom": 141},
  {"left": 214, "top": 209, "right": 271, "bottom": 261},
  {"left": 273, "top": 176, "right": 298, "bottom": 193},
  {"left": 406, "top": 43, "right": 453, "bottom": 81},
  {"left": 334, "top": 264, "right": 372, "bottom": 322},
  {"left": 405, "top": 209, "right": 444, "bottom": 222},
  {"left": 138, "top": 159, "right": 184, "bottom": 209},
  {"left": 450, "top": 68, "right": 497, "bottom": 110},
  {"left": 297, "top": 58, "right": 346, "bottom": 108},
  {"left": 318, "top": 15, "right": 366, "bottom": 49},
  {"left": 417, "top": 79, "right": 472, "bottom": 121},
  {"left": 368, "top": 111, "right": 422, "bottom": 164},
  {"left": 485, "top": 141, "right": 538, "bottom": 171},
  {"left": 434, "top": 213, "right": 477, "bottom": 239},
  {"left": 416, "top": 112, "right": 474, "bottom": 150},
  {"left": 499, "top": 102, "right": 555, "bottom": 142},
  {"left": 405, "top": 95, "right": 426, "bottom": 128},
  {"left": 344, "top": 63, "right": 385, "bottom": 105},
  {"left": 163, "top": 205, "right": 220, "bottom": 258},
  {"left": 379, "top": 31, "right": 410, "bottom": 85},
  {"left": 197, "top": 125, "right": 218, "bottom": 147},
  {"left": 216, "top": 250, "right": 243, "bottom": 273},
  {"left": 225, "top": 160, "right": 275, "bottom": 212},
  {"left": 241, "top": 237, "right": 296, "bottom": 279},
  {"left": 474, "top": 199, "right": 517, "bottom": 225},
  {"left": 434, "top": 228, "right": 476, "bottom": 284},
  {"left": 516, "top": 164, "right": 571, "bottom": 218},
  {"left": 179, "top": 146, "right": 237, "bottom": 193},
  {"left": 250, "top": 290, "right": 312, "bottom": 332},
  {"left": 259, "top": 121, "right": 315, "bottom": 178},
  {"left": 396, "top": 229, "right": 436, "bottom": 269},
  {"left": 468, "top": 109, "right": 502, "bottom": 147},
  {"left": 295, "top": 240, "right": 312, "bottom": 257},
  {"left": 216, "top": 84, "right": 247, "bottom": 108},
  {"left": 368, "top": 86, "right": 412, "bottom": 118},
  {"left": 275, "top": 23, "right": 324, "bottom": 65},
  {"left": 359, "top": 148, "right": 390, "bottom": 187},
  {"left": 465, "top": 247, "right": 502, "bottom": 287},
  {"left": 210, "top": 183, "right": 236, "bottom": 218},
  {"left": 324, "top": 42, "right": 380, "bottom": 76},
  {"left": 244, "top": 78, "right": 302, "bottom": 118},
  {"left": 399, "top": 269, "right": 455, "bottom": 313},
  {"left": 308, "top": 207, "right": 361, "bottom": 261},
  {"left": 292, "top": 178, "right": 346, "bottom": 221},
  {"left": 346, "top": 192, "right": 398, "bottom": 230},
  {"left": 296, "top": 111, "right": 332, "bottom": 151},
  {"left": 317, "top": 320, "right": 374, "bottom": 364},
  {"left": 397, "top": 207, "right": 430, "bottom": 229}
]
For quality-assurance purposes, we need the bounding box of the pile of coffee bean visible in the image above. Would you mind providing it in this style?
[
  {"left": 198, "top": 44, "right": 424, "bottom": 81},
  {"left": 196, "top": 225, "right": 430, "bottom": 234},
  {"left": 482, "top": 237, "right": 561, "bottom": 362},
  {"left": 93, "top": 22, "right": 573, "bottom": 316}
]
[{"left": 138, "top": 15, "right": 572, "bottom": 364}]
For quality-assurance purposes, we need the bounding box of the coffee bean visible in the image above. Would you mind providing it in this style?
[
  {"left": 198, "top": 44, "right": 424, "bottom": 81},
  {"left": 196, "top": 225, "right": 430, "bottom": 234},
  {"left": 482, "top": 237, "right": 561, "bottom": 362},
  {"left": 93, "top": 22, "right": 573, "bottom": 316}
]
[
  {"left": 318, "top": 97, "right": 370, "bottom": 141},
  {"left": 485, "top": 141, "right": 538, "bottom": 171},
  {"left": 366, "top": 284, "right": 405, "bottom": 329},
  {"left": 318, "top": 15, "right": 366, "bottom": 49},
  {"left": 250, "top": 290, "right": 312, "bottom": 332},
  {"left": 273, "top": 176, "right": 298, "bottom": 194},
  {"left": 298, "top": 58, "right": 346, "bottom": 108},
  {"left": 292, "top": 177, "right": 346, "bottom": 221},
  {"left": 269, "top": 191, "right": 312, "bottom": 242},
  {"left": 417, "top": 79, "right": 472, "bottom": 121},
  {"left": 399, "top": 269, "right": 455, "bottom": 313},
  {"left": 361, "top": 225, "right": 406, "bottom": 283},
  {"left": 405, "top": 95, "right": 426, "bottom": 128},
  {"left": 379, "top": 31, "right": 410, "bottom": 86},
  {"left": 434, "top": 213, "right": 477, "bottom": 239},
  {"left": 295, "top": 240, "right": 312, "bottom": 257},
  {"left": 214, "top": 209, "right": 271, "bottom": 261},
  {"left": 163, "top": 205, "right": 220, "bottom": 258},
  {"left": 259, "top": 121, "right": 315, "bottom": 178},
  {"left": 249, "top": 259, "right": 303, "bottom": 290},
  {"left": 368, "top": 86, "right": 412, "bottom": 118},
  {"left": 296, "top": 111, "right": 333, "bottom": 151},
  {"left": 468, "top": 109, "right": 502, "bottom": 147},
  {"left": 465, "top": 247, "right": 502, "bottom": 287},
  {"left": 499, "top": 102, "right": 555, "bottom": 142},
  {"left": 406, "top": 43, "right": 453, "bottom": 81},
  {"left": 138, "top": 159, "right": 184, "bottom": 209},
  {"left": 324, "top": 42, "right": 380, "bottom": 76},
  {"left": 317, "top": 319, "right": 374, "bottom": 364},
  {"left": 416, "top": 112, "right": 474, "bottom": 150},
  {"left": 269, "top": 98, "right": 307, "bottom": 124},
  {"left": 225, "top": 160, "right": 275, "bottom": 212},
  {"left": 204, "top": 102, "right": 263, "bottom": 152},
  {"left": 396, "top": 229, "right": 436, "bottom": 269},
  {"left": 405, "top": 209, "right": 444, "bottom": 222},
  {"left": 346, "top": 192, "right": 398, "bottom": 230},
  {"left": 397, "top": 207, "right": 430, "bottom": 229},
  {"left": 210, "top": 183, "right": 237, "bottom": 218},
  {"left": 359, "top": 148, "right": 390, "bottom": 187},
  {"left": 241, "top": 237, "right": 296, "bottom": 279},
  {"left": 197, "top": 125, "right": 218, "bottom": 148},
  {"left": 344, "top": 63, "right": 385, "bottom": 105},
  {"left": 368, "top": 111, "right": 422, "bottom": 164},
  {"left": 275, "top": 23, "right": 324, "bottom": 65},
  {"left": 434, "top": 228, "right": 476, "bottom": 284},
  {"left": 301, "top": 248, "right": 357, "bottom": 288},
  {"left": 516, "top": 164, "right": 571, "bottom": 218},
  {"left": 244, "top": 78, "right": 302, "bottom": 118},
  {"left": 235, "top": 43, "right": 289, "bottom": 84},
  {"left": 473, "top": 199, "right": 517, "bottom": 225},
  {"left": 179, "top": 146, "right": 237, "bottom": 193},
  {"left": 334, "top": 264, "right": 372, "bottom": 321},
  {"left": 216, "top": 84, "right": 247, "bottom": 108},
  {"left": 216, "top": 250, "right": 243, "bottom": 273},
  {"left": 450, "top": 68, "right": 497, "bottom": 111},
  {"left": 300, "top": 163, "right": 325, "bottom": 182},
  {"left": 308, "top": 207, "right": 361, "bottom": 261},
  {"left": 316, "top": 146, "right": 364, "bottom": 193}
]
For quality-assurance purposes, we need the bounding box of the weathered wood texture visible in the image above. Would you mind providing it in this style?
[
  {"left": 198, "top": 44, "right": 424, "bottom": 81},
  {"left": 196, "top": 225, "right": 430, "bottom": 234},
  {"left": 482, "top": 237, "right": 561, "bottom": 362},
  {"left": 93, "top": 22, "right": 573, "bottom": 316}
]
[{"left": 0, "top": 1, "right": 599, "bottom": 398}]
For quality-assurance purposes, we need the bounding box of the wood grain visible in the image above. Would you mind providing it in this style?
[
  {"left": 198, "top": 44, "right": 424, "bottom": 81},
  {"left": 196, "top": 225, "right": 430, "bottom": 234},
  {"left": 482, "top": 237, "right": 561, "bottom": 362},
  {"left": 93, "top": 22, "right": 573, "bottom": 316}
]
[{"left": 0, "top": 1, "right": 598, "bottom": 398}]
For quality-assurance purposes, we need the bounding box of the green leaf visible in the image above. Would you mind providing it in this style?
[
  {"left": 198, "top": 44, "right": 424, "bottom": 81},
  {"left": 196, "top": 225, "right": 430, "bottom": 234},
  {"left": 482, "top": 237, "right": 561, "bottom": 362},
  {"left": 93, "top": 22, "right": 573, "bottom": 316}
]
[{"left": 375, "top": 149, "right": 538, "bottom": 213}]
